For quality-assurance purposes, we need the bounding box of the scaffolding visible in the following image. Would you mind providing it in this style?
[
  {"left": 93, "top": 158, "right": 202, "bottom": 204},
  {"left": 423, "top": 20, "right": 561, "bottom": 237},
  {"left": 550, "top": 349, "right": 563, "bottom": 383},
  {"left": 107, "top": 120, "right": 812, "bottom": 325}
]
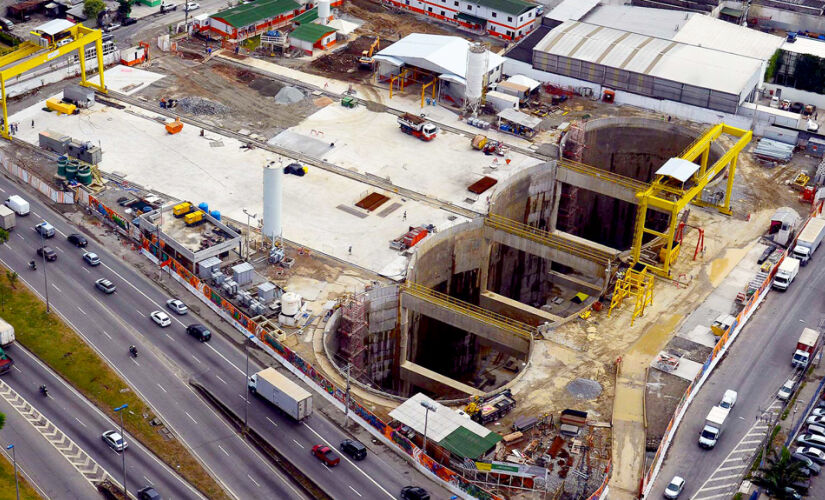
[
  {"left": 338, "top": 295, "right": 368, "bottom": 372},
  {"left": 607, "top": 266, "right": 654, "bottom": 326}
]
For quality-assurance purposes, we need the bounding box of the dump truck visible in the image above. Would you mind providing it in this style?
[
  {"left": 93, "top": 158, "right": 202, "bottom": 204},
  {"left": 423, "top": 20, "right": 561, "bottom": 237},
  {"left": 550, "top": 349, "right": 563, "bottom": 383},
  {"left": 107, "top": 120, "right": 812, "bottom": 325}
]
[
  {"left": 0, "top": 317, "right": 14, "bottom": 348},
  {"left": 699, "top": 406, "right": 730, "bottom": 449},
  {"left": 792, "top": 328, "right": 821, "bottom": 369},
  {"left": 773, "top": 257, "right": 800, "bottom": 291},
  {"left": 793, "top": 217, "right": 825, "bottom": 265},
  {"left": 248, "top": 367, "right": 312, "bottom": 421},
  {"left": 0, "top": 205, "right": 15, "bottom": 231},
  {"left": 398, "top": 113, "right": 437, "bottom": 141},
  {"left": 465, "top": 390, "right": 516, "bottom": 424}
]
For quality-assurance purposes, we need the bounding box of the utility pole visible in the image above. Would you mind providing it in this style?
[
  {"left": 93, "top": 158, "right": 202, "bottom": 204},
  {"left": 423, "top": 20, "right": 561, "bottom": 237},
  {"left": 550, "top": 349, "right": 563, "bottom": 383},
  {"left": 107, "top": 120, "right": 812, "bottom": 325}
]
[
  {"left": 420, "top": 401, "right": 436, "bottom": 454},
  {"left": 39, "top": 229, "right": 49, "bottom": 313},
  {"left": 6, "top": 444, "right": 19, "bottom": 500},
  {"left": 242, "top": 209, "right": 256, "bottom": 260},
  {"left": 343, "top": 363, "right": 351, "bottom": 426},
  {"left": 114, "top": 404, "right": 128, "bottom": 497}
]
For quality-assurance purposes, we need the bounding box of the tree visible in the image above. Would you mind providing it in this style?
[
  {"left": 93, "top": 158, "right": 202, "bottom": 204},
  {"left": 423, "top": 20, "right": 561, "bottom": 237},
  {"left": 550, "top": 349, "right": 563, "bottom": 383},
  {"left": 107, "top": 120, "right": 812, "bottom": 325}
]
[
  {"left": 0, "top": 228, "right": 8, "bottom": 244},
  {"left": 754, "top": 447, "right": 806, "bottom": 499},
  {"left": 83, "top": 0, "right": 106, "bottom": 22},
  {"left": 0, "top": 411, "right": 5, "bottom": 431},
  {"left": 5, "top": 271, "right": 17, "bottom": 290},
  {"left": 117, "top": 0, "right": 133, "bottom": 19},
  {"left": 0, "top": 282, "right": 9, "bottom": 312}
]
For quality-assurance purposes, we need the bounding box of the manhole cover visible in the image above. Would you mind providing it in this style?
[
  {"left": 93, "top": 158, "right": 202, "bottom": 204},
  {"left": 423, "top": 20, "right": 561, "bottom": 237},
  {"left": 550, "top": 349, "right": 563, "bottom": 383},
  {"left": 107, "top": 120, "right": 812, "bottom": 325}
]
[{"left": 566, "top": 378, "right": 602, "bottom": 400}]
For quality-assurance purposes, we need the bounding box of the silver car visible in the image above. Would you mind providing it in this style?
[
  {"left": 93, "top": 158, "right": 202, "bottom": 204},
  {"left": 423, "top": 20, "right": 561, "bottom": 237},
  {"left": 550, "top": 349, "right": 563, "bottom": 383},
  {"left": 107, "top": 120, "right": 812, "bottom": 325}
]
[{"left": 664, "top": 476, "right": 685, "bottom": 499}]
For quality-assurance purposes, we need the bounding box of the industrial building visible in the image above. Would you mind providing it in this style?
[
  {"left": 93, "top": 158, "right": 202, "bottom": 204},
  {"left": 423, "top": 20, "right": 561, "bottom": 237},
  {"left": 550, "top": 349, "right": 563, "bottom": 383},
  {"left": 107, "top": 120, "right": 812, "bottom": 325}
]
[
  {"left": 381, "top": 0, "right": 541, "bottom": 41},
  {"left": 289, "top": 23, "right": 337, "bottom": 55},
  {"left": 195, "top": 0, "right": 342, "bottom": 41}
]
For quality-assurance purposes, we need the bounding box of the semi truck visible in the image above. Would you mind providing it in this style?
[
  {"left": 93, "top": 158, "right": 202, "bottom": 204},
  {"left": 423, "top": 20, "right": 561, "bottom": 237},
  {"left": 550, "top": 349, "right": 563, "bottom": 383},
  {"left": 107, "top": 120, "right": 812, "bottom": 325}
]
[
  {"left": 793, "top": 217, "right": 825, "bottom": 265},
  {"left": 773, "top": 257, "right": 800, "bottom": 291},
  {"left": 792, "top": 328, "right": 821, "bottom": 369},
  {"left": 248, "top": 367, "right": 312, "bottom": 421},
  {"left": 398, "top": 113, "right": 438, "bottom": 141},
  {"left": 0, "top": 317, "right": 14, "bottom": 348},
  {"left": 699, "top": 406, "right": 730, "bottom": 449},
  {"left": 0, "top": 205, "right": 15, "bottom": 230}
]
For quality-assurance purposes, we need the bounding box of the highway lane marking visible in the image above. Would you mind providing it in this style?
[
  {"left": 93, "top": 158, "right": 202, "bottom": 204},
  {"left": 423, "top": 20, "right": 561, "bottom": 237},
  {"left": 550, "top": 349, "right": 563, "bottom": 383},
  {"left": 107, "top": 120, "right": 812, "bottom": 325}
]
[
  {"left": 218, "top": 445, "right": 230, "bottom": 457},
  {"left": 292, "top": 439, "right": 304, "bottom": 449},
  {"left": 302, "top": 422, "right": 395, "bottom": 499},
  {"left": 81, "top": 267, "right": 90, "bottom": 273},
  {"left": 12, "top": 365, "right": 21, "bottom": 374},
  {"left": 215, "top": 374, "right": 227, "bottom": 385},
  {"left": 191, "top": 354, "right": 202, "bottom": 364},
  {"left": 76, "top": 306, "right": 86, "bottom": 315},
  {"left": 74, "top": 417, "right": 87, "bottom": 428},
  {"left": 143, "top": 476, "right": 153, "bottom": 485},
  {"left": 205, "top": 342, "right": 244, "bottom": 375},
  {"left": 55, "top": 246, "right": 64, "bottom": 253},
  {"left": 16, "top": 233, "right": 23, "bottom": 240},
  {"left": 266, "top": 417, "right": 278, "bottom": 427},
  {"left": 52, "top": 283, "right": 61, "bottom": 292},
  {"left": 247, "top": 475, "right": 260, "bottom": 487},
  {"left": 349, "top": 485, "right": 362, "bottom": 497},
  {"left": 185, "top": 411, "right": 198, "bottom": 424},
  {"left": 102, "top": 330, "right": 112, "bottom": 340},
  {"left": 131, "top": 358, "right": 140, "bottom": 367},
  {"left": 2, "top": 243, "right": 9, "bottom": 249},
  {"left": 156, "top": 383, "right": 167, "bottom": 393},
  {"left": 165, "top": 333, "right": 176, "bottom": 342}
]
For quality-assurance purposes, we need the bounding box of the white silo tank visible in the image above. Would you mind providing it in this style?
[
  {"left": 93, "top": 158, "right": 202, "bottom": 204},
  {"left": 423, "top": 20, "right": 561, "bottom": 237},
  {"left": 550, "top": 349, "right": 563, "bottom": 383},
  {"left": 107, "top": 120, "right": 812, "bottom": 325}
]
[
  {"left": 262, "top": 160, "right": 282, "bottom": 242},
  {"left": 318, "top": 0, "right": 331, "bottom": 24},
  {"left": 281, "top": 292, "right": 302, "bottom": 316},
  {"left": 465, "top": 43, "right": 486, "bottom": 105}
]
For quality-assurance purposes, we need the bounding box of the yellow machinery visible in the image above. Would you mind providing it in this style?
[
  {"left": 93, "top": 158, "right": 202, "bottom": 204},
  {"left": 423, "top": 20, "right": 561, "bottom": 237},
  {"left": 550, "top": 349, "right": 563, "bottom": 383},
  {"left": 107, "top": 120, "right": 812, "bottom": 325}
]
[
  {"left": 45, "top": 98, "right": 76, "bottom": 115},
  {"left": 173, "top": 202, "right": 192, "bottom": 217},
  {"left": 630, "top": 123, "right": 752, "bottom": 277},
  {"left": 608, "top": 266, "right": 654, "bottom": 326},
  {"left": 184, "top": 211, "right": 204, "bottom": 226},
  {"left": 0, "top": 21, "right": 106, "bottom": 139},
  {"left": 358, "top": 36, "right": 379, "bottom": 69}
]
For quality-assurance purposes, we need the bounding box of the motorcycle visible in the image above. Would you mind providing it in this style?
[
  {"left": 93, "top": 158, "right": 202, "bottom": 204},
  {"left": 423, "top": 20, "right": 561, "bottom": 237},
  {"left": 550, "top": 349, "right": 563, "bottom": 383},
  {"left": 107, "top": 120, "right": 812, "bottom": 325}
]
[
  {"left": 129, "top": 345, "right": 138, "bottom": 358},
  {"left": 39, "top": 384, "right": 48, "bottom": 397},
  {"left": 29, "top": 260, "right": 36, "bottom": 271}
]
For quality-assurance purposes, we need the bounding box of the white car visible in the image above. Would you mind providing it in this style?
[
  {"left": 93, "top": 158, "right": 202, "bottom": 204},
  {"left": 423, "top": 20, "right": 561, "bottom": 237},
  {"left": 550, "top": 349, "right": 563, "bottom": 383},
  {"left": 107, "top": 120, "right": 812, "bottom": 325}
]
[
  {"left": 720, "top": 389, "right": 737, "bottom": 410},
  {"left": 808, "top": 415, "right": 825, "bottom": 426},
  {"left": 778, "top": 379, "right": 796, "bottom": 401},
  {"left": 185, "top": 1, "right": 199, "bottom": 10},
  {"left": 663, "top": 476, "right": 685, "bottom": 499},
  {"left": 808, "top": 424, "right": 825, "bottom": 437},
  {"left": 796, "top": 446, "right": 825, "bottom": 464},
  {"left": 150, "top": 310, "right": 171, "bottom": 327},
  {"left": 102, "top": 430, "right": 128, "bottom": 452},
  {"left": 166, "top": 299, "right": 188, "bottom": 315},
  {"left": 813, "top": 408, "right": 825, "bottom": 417}
]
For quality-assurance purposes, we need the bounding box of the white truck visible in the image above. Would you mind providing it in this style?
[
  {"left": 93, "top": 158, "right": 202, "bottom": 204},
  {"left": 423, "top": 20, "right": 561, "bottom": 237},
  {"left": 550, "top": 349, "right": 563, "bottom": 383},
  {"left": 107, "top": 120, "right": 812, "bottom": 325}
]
[
  {"left": 0, "top": 317, "right": 15, "bottom": 347},
  {"left": 248, "top": 367, "right": 312, "bottom": 421},
  {"left": 792, "top": 327, "right": 821, "bottom": 369},
  {"left": 773, "top": 257, "right": 800, "bottom": 291},
  {"left": 699, "top": 406, "right": 730, "bottom": 449},
  {"left": 0, "top": 205, "right": 15, "bottom": 230},
  {"left": 4, "top": 195, "right": 29, "bottom": 216},
  {"left": 793, "top": 217, "right": 825, "bottom": 265}
]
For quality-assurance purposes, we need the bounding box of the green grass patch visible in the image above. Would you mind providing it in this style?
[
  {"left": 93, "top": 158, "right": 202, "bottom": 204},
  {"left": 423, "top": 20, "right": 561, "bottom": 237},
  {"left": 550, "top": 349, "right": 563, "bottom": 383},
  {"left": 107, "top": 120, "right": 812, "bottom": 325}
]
[
  {"left": 242, "top": 35, "right": 260, "bottom": 51},
  {"left": 0, "top": 453, "right": 40, "bottom": 500},
  {"left": 0, "top": 272, "right": 229, "bottom": 500},
  {"left": 733, "top": 493, "right": 743, "bottom": 500}
]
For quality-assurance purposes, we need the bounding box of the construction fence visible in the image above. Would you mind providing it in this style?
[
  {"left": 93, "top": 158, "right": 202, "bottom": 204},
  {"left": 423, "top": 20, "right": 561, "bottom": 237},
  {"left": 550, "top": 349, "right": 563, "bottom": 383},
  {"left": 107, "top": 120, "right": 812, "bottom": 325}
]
[
  {"left": 641, "top": 202, "right": 824, "bottom": 497},
  {"left": 0, "top": 151, "right": 75, "bottom": 204},
  {"left": 138, "top": 241, "right": 502, "bottom": 500}
]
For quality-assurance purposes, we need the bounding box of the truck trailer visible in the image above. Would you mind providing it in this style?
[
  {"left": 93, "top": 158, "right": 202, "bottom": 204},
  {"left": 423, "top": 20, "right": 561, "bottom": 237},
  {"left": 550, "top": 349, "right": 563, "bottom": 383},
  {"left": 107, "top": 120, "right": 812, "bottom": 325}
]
[
  {"left": 699, "top": 406, "right": 730, "bottom": 449},
  {"left": 398, "top": 113, "right": 437, "bottom": 141},
  {"left": 793, "top": 217, "right": 825, "bottom": 265},
  {"left": 0, "top": 205, "right": 15, "bottom": 231},
  {"left": 792, "top": 328, "right": 821, "bottom": 369},
  {"left": 773, "top": 257, "right": 800, "bottom": 291},
  {"left": 248, "top": 367, "right": 312, "bottom": 421},
  {"left": 0, "top": 317, "right": 13, "bottom": 347}
]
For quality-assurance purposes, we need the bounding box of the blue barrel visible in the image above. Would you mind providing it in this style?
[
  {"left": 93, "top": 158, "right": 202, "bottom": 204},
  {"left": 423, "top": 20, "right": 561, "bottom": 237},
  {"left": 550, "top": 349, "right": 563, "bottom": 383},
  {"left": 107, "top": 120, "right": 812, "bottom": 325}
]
[
  {"left": 210, "top": 210, "right": 221, "bottom": 221},
  {"left": 198, "top": 202, "right": 209, "bottom": 212}
]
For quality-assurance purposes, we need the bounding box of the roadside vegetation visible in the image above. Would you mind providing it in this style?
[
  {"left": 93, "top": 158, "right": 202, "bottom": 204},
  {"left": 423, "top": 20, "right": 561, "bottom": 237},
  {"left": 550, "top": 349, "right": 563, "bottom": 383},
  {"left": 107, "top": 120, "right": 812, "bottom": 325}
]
[
  {"left": 0, "top": 271, "right": 229, "bottom": 500},
  {"left": 0, "top": 412, "right": 41, "bottom": 499}
]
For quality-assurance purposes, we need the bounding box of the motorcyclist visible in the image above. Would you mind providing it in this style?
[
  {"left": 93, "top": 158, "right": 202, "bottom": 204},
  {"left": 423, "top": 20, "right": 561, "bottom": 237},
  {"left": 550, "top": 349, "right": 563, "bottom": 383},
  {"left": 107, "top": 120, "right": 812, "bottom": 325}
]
[
  {"left": 39, "top": 384, "right": 48, "bottom": 396},
  {"left": 29, "top": 260, "right": 36, "bottom": 270},
  {"left": 129, "top": 345, "right": 137, "bottom": 357}
]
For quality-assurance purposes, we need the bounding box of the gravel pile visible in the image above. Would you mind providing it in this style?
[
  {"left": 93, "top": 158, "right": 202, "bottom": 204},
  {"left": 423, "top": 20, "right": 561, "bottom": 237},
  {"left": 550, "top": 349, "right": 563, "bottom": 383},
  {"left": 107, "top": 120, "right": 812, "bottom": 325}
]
[
  {"left": 565, "top": 378, "right": 602, "bottom": 400},
  {"left": 177, "top": 97, "right": 229, "bottom": 115},
  {"left": 273, "top": 86, "right": 304, "bottom": 104}
]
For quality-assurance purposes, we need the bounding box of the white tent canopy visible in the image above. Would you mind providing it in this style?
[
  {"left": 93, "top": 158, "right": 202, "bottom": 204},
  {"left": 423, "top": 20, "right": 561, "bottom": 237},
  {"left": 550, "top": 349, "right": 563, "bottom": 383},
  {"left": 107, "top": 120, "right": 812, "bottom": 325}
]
[{"left": 374, "top": 33, "right": 504, "bottom": 79}]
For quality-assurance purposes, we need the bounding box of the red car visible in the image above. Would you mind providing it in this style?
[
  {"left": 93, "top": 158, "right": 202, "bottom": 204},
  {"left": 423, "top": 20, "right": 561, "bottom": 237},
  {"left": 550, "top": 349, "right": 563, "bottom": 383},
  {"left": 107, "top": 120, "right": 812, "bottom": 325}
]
[{"left": 311, "top": 445, "right": 340, "bottom": 466}]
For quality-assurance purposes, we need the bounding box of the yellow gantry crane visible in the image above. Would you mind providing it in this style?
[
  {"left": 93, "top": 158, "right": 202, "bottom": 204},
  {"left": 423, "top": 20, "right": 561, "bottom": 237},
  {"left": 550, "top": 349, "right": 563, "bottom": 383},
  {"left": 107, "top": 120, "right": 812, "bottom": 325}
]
[
  {"left": 630, "top": 123, "right": 752, "bottom": 277},
  {"left": 0, "top": 19, "right": 107, "bottom": 139}
]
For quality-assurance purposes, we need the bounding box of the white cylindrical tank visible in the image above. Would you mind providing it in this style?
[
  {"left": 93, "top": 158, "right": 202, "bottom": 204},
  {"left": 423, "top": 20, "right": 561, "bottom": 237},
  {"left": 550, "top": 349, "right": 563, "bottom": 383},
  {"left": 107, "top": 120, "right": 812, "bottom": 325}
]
[
  {"left": 465, "top": 43, "right": 486, "bottom": 102},
  {"left": 281, "top": 292, "right": 301, "bottom": 316},
  {"left": 318, "top": 0, "right": 331, "bottom": 24},
  {"left": 262, "top": 160, "right": 282, "bottom": 242}
]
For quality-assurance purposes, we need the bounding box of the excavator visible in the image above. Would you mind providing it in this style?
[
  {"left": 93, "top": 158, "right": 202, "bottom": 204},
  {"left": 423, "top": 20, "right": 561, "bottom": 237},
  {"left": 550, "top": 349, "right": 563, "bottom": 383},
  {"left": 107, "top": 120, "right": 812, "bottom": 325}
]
[{"left": 358, "top": 36, "right": 379, "bottom": 69}]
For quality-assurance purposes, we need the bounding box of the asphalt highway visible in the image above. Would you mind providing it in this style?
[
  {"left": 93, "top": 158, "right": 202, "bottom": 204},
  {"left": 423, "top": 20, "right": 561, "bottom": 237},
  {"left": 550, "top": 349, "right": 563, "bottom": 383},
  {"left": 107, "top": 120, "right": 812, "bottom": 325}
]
[{"left": 0, "top": 177, "right": 448, "bottom": 498}]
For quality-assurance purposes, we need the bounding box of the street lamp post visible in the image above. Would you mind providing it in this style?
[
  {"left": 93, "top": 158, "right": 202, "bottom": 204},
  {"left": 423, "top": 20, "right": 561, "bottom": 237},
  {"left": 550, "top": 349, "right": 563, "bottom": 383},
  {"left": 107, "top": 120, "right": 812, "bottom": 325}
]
[
  {"left": 420, "top": 401, "right": 436, "bottom": 454},
  {"left": 114, "top": 404, "right": 128, "bottom": 497},
  {"left": 242, "top": 209, "right": 256, "bottom": 260},
  {"left": 39, "top": 229, "right": 49, "bottom": 313},
  {"left": 6, "top": 444, "right": 19, "bottom": 500},
  {"left": 343, "top": 363, "right": 351, "bottom": 427},
  {"left": 244, "top": 338, "right": 250, "bottom": 430}
]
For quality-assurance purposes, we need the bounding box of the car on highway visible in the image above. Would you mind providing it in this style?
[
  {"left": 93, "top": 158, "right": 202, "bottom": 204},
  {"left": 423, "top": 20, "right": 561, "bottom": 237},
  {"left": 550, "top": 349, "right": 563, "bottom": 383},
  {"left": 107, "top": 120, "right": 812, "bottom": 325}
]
[
  {"left": 185, "top": 323, "right": 211, "bottom": 342},
  {"left": 795, "top": 446, "right": 825, "bottom": 464},
  {"left": 807, "top": 424, "right": 825, "bottom": 436},
  {"left": 34, "top": 221, "right": 55, "bottom": 238},
  {"left": 719, "top": 390, "right": 737, "bottom": 410},
  {"left": 83, "top": 251, "right": 100, "bottom": 266},
  {"left": 166, "top": 299, "right": 188, "bottom": 315},
  {"left": 36, "top": 246, "right": 57, "bottom": 261},
  {"left": 808, "top": 415, "right": 825, "bottom": 426},
  {"left": 778, "top": 379, "right": 796, "bottom": 401},
  {"left": 663, "top": 476, "right": 685, "bottom": 499},
  {"left": 792, "top": 453, "right": 822, "bottom": 474},
  {"left": 400, "top": 486, "right": 430, "bottom": 500},
  {"left": 311, "top": 445, "right": 340, "bottom": 466},
  {"left": 137, "top": 486, "right": 161, "bottom": 500},
  {"left": 150, "top": 310, "right": 171, "bottom": 327},
  {"left": 340, "top": 439, "right": 367, "bottom": 460},
  {"left": 797, "top": 433, "right": 825, "bottom": 450},
  {"left": 95, "top": 278, "right": 116, "bottom": 294},
  {"left": 185, "top": 1, "right": 199, "bottom": 10},
  {"left": 122, "top": 17, "right": 137, "bottom": 26},
  {"left": 67, "top": 233, "right": 87, "bottom": 247},
  {"left": 101, "top": 430, "right": 128, "bottom": 452}
]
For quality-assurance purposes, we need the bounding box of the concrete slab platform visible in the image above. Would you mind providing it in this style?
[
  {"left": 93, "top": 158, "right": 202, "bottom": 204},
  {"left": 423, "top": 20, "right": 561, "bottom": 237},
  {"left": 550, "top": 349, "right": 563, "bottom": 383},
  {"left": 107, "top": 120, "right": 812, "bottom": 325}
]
[
  {"left": 9, "top": 97, "right": 468, "bottom": 276},
  {"left": 651, "top": 353, "right": 703, "bottom": 382},
  {"left": 680, "top": 325, "right": 718, "bottom": 348},
  {"left": 102, "top": 65, "right": 166, "bottom": 95}
]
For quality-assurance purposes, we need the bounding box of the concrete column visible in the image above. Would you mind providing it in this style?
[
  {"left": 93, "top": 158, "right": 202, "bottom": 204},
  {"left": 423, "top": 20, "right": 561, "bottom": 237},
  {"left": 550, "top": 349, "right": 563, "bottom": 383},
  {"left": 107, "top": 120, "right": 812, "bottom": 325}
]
[{"left": 548, "top": 180, "right": 562, "bottom": 231}]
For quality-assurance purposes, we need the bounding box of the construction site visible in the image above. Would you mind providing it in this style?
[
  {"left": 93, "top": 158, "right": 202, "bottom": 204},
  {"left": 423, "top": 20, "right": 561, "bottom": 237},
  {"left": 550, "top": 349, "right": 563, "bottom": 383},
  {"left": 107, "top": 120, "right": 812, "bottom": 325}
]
[{"left": 0, "top": 5, "right": 820, "bottom": 499}]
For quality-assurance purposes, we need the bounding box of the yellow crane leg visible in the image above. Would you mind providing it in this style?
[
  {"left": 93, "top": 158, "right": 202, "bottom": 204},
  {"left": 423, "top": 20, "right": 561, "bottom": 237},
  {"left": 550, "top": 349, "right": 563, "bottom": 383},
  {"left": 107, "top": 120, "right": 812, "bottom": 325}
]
[{"left": 0, "top": 78, "right": 8, "bottom": 140}]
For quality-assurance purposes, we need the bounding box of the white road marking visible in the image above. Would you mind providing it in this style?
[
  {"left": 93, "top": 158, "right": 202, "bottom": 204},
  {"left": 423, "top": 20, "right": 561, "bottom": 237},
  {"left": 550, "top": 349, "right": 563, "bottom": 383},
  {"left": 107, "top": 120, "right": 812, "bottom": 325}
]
[
  {"left": 218, "top": 445, "right": 230, "bottom": 457},
  {"left": 215, "top": 374, "right": 227, "bottom": 385},
  {"left": 185, "top": 412, "right": 197, "bottom": 424},
  {"left": 16, "top": 233, "right": 23, "bottom": 240},
  {"left": 12, "top": 365, "right": 21, "bottom": 373},
  {"left": 694, "top": 493, "right": 733, "bottom": 500},
  {"left": 74, "top": 417, "right": 87, "bottom": 428},
  {"left": 349, "top": 485, "right": 363, "bottom": 497},
  {"left": 292, "top": 439, "right": 304, "bottom": 449},
  {"left": 2, "top": 242, "right": 9, "bottom": 248},
  {"left": 706, "top": 473, "right": 739, "bottom": 482},
  {"left": 81, "top": 267, "right": 90, "bottom": 273},
  {"left": 266, "top": 417, "right": 278, "bottom": 427},
  {"left": 714, "top": 465, "right": 741, "bottom": 472},
  {"left": 191, "top": 354, "right": 202, "bottom": 364},
  {"left": 131, "top": 358, "right": 140, "bottom": 367},
  {"left": 205, "top": 342, "right": 244, "bottom": 375},
  {"left": 165, "top": 333, "right": 175, "bottom": 342},
  {"left": 76, "top": 306, "right": 86, "bottom": 315},
  {"left": 696, "top": 483, "right": 736, "bottom": 492},
  {"left": 32, "top": 211, "right": 40, "bottom": 218},
  {"left": 156, "top": 383, "right": 167, "bottom": 393},
  {"left": 52, "top": 283, "right": 61, "bottom": 292},
  {"left": 143, "top": 476, "right": 153, "bottom": 485},
  {"left": 247, "top": 475, "right": 260, "bottom": 487},
  {"left": 102, "top": 330, "right": 112, "bottom": 340},
  {"left": 55, "top": 246, "right": 64, "bottom": 253}
]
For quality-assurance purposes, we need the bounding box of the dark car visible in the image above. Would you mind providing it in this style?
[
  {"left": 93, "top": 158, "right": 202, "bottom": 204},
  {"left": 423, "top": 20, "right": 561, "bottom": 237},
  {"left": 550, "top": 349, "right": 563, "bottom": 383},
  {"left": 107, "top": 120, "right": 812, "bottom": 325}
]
[
  {"left": 311, "top": 445, "right": 340, "bottom": 466},
  {"left": 340, "top": 439, "right": 367, "bottom": 460},
  {"left": 186, "top": 324, "right": 211, "bottom": 342},
  {"left": 757, "top": 245, "right": 775, "bottom": 264},
  {"left": 36, "top": 246, "right": 57, "bottom": 261},
  {"left": 791, "top": 102, "right": 805, "bottom": 114},
  {"left": 792, "top": 453, "right": 822, "bottom": 474},
  {"left": 400, "top": 486, "right": 430, "bottom": 500},
  {"left": 123, "top": 17, "right": 138, "bottom": 26},
  {"left": 137, "top": 486, "right": 161, "bottom": 500},
  {"left": 792, "top": 479, "right": 811, "bottom": 494},
  {"left": 67, "top": 233, "right": 88, "bottom": 247}
]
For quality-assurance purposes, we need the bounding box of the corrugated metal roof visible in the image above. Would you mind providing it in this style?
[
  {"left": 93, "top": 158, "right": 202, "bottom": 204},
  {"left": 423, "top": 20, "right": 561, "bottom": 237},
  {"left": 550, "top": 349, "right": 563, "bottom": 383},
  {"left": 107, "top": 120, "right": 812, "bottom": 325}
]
[
  {"left": 474, "top": 0, "right": 536, "bottom": 16},
  {"left": 439, "top": 426, "right": 501, "bottom": 460},
  {"left": 375, "top": 34, "right": 504, "bottom": 80},
  {"left": 782, "top": 35, "right": 825, "bottom": 59},
  {"left": 34, "top": 19, "right": 75, "bottom": 35},
  {"left": 672, "top": 14, "right": 783, "bottom": 61},
  {"left": 655, "top": 158, "right": 699, "bottom": 183},
  {"left": 498, "top": 107, "right": 542, "bottom": 128},
  {"left": 293, "top": 7, "right": 318, "bottom": 24},
  {"left": 535, "top": 21, "right": 763, "bottom": 95},
  {"left": 389, "top": 393, "right": 496, "bottom": 443},
  {"left": 211, "top": 0, "right": 300, "bottom": 29},
  {"left": 545, "top": 0, "right": 600, "bottom": 23},
  {"left": 581, "top": 5, "right": 691, "bottom": 39},
  {"left": 290, "top": 23, "right": 336, "bottom": 42}
]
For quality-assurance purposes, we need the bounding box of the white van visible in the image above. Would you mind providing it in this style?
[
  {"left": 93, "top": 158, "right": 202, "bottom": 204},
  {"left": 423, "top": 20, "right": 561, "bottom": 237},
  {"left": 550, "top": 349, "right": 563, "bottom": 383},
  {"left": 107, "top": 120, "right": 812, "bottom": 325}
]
[{"left": 4, "top": 195, "right": 29, "bottom": 216}]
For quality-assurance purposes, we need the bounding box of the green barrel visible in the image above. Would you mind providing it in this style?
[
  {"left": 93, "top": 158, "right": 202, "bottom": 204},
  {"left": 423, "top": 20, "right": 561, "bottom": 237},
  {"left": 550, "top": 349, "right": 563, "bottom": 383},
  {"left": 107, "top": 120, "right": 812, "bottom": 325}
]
[
  {"left": 77, "top": 165, "right": 92, "bottom": 185},
  {"left": 65, "top": 160, "right": 78, "bottom": 180}
]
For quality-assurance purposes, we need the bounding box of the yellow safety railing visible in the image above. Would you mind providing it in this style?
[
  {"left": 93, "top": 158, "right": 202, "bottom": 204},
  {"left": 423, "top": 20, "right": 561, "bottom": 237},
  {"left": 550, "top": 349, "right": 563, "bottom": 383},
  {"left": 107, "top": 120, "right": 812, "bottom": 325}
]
[
  {"left": 558, "top": 158, "right": 649, "bottom": 192},
  {"left": 402, "top": 282, "right": 536, "bottom": 340},
  {"left": 485, "top": 214, "right": 614, "bottom": 264}
]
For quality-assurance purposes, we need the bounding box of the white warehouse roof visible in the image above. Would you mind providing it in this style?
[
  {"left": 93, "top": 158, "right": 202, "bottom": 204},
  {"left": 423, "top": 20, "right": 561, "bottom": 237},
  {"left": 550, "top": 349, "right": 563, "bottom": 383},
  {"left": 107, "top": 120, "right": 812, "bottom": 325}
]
[
  {"left": 582, "top": 5, "right": 692, "bottom": 39},
  {"left": 545, "top": 0, "right": 599, "bottom": 23},
  {"left": 672, "top": 14, "right": 783, "bottom": 61},
  {"left": 374, "top": 34, "right": 504, "bottom": 81},
  {"left": 535, "top": 21, "right": 763, "bottom": 96},
  {"left": 781, "top": 35, "right": 825, "bottom": 59}
]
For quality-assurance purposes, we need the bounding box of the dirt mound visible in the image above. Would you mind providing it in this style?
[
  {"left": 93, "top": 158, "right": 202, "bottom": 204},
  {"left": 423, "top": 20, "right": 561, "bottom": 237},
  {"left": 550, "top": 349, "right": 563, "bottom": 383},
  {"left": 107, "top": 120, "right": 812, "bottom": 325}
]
[
  {"left": 249, "top": 78, "right": 285, "bottom": 97},
  {"left": 177, "top": 96, "right": 229, "bottom": 115},
  {"left": 310, "top": 36, "right": 390, "bottom": 80},
  {"left": 274, "top": 86, "right": 304, "bottom": 104},
  {"left": 341, "top": 0, "right": 450, "bottom": 38}
]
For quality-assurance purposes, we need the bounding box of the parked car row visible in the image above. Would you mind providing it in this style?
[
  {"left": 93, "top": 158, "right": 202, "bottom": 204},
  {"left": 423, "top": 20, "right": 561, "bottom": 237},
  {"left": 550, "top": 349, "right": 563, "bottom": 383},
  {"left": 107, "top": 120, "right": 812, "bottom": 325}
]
[{"left": 789, "top": 400, "right": 825, "bottom": 496}]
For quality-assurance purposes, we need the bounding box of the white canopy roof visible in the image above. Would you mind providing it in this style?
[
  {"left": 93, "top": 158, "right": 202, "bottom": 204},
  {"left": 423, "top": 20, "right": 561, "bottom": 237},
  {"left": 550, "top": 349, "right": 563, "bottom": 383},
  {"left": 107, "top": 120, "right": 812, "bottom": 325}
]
[
  {"left": 374, "top": 34, "right": 504, "bottom": 80},
  {"left": 497, "top": 108, "right": 542, "bottom": 129},
  {"left": 34, "top": 19, "right": 75, "bottom": 36},
  {"left": 506, "top": 74, "right": 540, "bottom": 91},
  {"left": 655, "top": 158, "right": 699, "bottom": 183}
]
